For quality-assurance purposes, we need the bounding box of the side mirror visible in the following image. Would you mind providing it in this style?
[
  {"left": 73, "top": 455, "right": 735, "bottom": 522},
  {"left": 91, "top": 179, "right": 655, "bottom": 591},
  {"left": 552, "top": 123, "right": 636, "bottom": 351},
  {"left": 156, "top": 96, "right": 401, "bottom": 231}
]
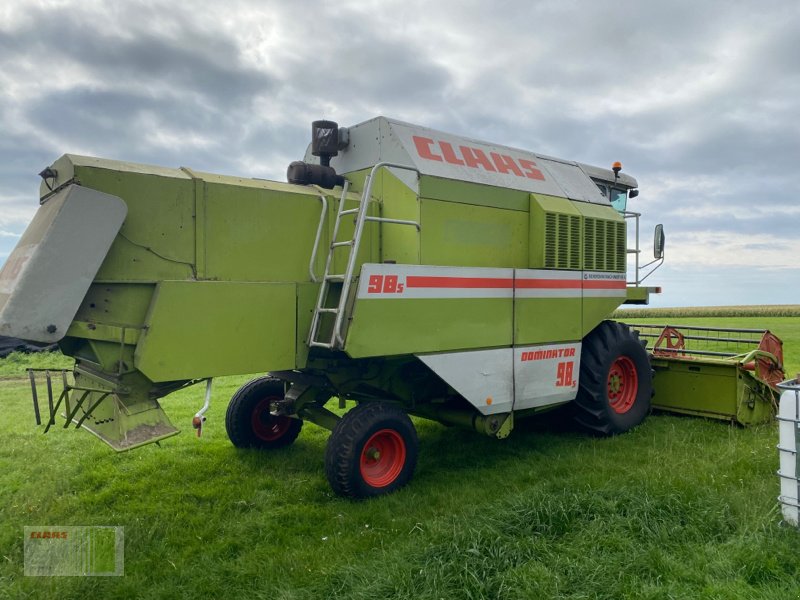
[
  {"left": 628, "top": 189, "right": 639, "bottom": 199},
  {"left": 654, "top": 224, "right": 665, "bottom": 259}
]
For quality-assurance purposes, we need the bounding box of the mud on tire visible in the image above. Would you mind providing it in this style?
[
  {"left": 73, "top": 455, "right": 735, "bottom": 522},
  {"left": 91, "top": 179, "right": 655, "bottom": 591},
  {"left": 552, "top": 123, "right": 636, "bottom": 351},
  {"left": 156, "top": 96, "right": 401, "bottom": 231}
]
[{"left": 573, "top": 320, "right": 652, "bottom": 435}]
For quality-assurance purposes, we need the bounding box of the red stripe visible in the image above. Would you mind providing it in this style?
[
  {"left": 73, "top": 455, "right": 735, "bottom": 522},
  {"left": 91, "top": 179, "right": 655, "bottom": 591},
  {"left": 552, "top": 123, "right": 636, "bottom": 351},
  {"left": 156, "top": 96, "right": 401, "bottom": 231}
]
[
  {"left": 406, "top": 276, "right": 513, "bottom": 289},
  {"left": 403, "top": 275, "right": 626, "bottom": 291}
]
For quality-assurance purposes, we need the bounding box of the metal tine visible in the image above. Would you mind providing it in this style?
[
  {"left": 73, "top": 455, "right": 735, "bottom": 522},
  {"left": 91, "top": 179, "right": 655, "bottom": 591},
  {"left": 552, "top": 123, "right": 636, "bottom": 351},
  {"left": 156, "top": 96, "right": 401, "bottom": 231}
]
[
  {"left": 74, "top": 392, "right": 111, "bottom": 430},
  {"left": 64, "top": 390, "right": 91, "bottom": 428},
  {"left": 61, "top": 370, "right": 71, "bottom": 420},
  {"left": 44, "top": 370, "right": 55, "bottom": 428},
  {"left": 44, "top": 388, "right": 69, "bottom": 434},
  {"left": 28, "top": 370, "right": 41, "bottom": 426}
]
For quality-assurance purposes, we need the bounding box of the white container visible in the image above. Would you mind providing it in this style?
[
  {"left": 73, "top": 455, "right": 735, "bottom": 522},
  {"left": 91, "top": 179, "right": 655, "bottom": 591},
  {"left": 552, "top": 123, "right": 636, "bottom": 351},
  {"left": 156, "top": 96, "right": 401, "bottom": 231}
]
[{"left": 777, "top": 379, "right": 800, "bottom": 526}]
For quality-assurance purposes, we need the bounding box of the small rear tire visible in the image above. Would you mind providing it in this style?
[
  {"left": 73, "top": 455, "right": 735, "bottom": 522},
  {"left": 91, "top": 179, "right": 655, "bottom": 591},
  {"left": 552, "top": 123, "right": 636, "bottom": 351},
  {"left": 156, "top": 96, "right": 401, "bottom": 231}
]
[
  {"left": 325, "top": 402, "right": 418, "bottom": 499},
  {"left": 225, "top": 377, "right": 303, "bottom": 449},
  {"left": 573, "top": 320, "right": 652, "bottom": 435}
]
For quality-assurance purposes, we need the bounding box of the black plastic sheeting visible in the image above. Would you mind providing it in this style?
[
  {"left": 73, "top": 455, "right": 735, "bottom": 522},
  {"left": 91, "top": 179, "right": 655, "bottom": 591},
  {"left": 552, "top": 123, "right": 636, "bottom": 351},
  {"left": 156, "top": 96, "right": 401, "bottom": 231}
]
[{"left": 0, "top": 336, "right": 57, "bottom": 358}]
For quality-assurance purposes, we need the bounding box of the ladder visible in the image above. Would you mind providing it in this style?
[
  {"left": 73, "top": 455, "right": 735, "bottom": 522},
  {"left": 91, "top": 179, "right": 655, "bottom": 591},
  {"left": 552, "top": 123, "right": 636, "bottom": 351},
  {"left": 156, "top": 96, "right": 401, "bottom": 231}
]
[{"left": 308, "top": 162, "right": 421, "bottom": 350}]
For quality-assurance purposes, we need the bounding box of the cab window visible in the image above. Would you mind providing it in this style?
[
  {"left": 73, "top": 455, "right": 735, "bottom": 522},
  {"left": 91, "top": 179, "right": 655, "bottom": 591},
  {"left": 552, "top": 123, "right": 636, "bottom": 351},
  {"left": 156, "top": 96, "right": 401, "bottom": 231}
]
[{"left": 609, "top": 188, "right": 627, "bottom": 213}]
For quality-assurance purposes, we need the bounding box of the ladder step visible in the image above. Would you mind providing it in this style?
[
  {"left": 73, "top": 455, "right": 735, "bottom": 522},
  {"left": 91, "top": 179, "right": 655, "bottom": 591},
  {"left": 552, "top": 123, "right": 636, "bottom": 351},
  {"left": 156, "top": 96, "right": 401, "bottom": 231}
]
[
  {"left": 339, "top": 208, "right": 359, "bottom": 216},
  {"left": 317, "top": 308, "right": 339, "bottom": 314},
  {"left": 308, "top": 340, "right": 334, "bottom": 349},
  {"left": 326, "top": 274, "right": 345, "bottom": 281},
  {"left": 331, "top": 241, "right": 353, "bottom": 248}
]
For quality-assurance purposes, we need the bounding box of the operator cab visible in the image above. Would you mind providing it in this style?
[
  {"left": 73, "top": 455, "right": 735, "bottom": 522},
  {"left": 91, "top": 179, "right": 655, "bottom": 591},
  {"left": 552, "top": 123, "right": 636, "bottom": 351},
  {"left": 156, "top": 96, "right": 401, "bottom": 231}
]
[
  {"left": 595, "top": 184, "right": 632, "bottom": 213},
  {"left": 577, "top": 161, "right": 664, "bottom": 296},
  {"left": 577, "top": 161, "right": 639, "bottom": 215}
]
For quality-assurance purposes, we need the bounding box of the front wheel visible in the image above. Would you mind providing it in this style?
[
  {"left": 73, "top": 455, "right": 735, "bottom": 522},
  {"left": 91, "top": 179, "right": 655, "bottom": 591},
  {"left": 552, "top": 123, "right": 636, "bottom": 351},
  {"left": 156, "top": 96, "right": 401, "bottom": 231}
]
[
  {"left": 325, "top": 402, "right": 418, "bottom": 499},
  {"left": 225, "top": 377, "right": 303, "bottom": 449},
  {"left": 573, "top": 320, "right": 652, "bottom": 435}
]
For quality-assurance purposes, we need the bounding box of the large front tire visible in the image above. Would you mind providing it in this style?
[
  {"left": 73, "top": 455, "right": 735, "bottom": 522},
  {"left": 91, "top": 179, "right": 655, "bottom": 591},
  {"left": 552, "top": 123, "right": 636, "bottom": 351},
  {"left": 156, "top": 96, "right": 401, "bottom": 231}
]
[
  {"left": 225, "top": 377, "right": 303, "bottom": 449},
  {"left": 573, "top": 320, "right": 652, "bottom": 435},
  {"left": 325, "top": 402, "right": 418, "bottom": 499}
]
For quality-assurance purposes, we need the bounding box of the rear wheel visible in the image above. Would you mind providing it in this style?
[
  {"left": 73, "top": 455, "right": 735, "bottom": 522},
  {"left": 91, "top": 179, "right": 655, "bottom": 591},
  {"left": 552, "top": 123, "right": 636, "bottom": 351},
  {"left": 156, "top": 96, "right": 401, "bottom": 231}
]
[
  {"left": 325, "top": 402, "right": 418, "bottom": 498},
  {"left": 225, "top": 377, "right": 303, "bottom": 449},
  {"left": 573, "top": 320, "right": 652, "bottom": 435}
]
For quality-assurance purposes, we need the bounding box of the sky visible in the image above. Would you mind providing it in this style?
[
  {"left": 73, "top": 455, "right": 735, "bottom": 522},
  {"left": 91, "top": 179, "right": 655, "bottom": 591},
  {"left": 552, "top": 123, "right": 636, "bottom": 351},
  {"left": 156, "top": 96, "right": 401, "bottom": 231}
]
[{"left": 1, "top": 0, "right": 798, "bottom": 307}]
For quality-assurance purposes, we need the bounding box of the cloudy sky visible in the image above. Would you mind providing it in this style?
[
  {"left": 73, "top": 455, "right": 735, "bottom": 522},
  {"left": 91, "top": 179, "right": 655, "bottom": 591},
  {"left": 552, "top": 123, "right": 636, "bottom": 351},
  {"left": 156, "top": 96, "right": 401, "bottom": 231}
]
[{"left": 1, "top": 0, "right": 798, "bottom": 307}]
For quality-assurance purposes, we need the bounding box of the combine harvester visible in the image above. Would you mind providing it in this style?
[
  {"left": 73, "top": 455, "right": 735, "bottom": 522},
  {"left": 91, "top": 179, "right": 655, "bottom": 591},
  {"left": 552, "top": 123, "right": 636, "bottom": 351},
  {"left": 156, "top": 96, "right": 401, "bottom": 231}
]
[{"left": 0, "top": 117, "right": 785, "bottom": 497}]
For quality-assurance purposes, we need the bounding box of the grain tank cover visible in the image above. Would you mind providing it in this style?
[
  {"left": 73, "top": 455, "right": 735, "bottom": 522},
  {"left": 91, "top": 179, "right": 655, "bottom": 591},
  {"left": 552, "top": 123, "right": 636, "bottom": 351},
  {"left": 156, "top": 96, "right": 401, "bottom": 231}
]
[
  {"left": 0, "top": 184, "right": 127, "bottom": 343},
  {"left": 306, "top": 116, "right": 611, "bottom": 205}
]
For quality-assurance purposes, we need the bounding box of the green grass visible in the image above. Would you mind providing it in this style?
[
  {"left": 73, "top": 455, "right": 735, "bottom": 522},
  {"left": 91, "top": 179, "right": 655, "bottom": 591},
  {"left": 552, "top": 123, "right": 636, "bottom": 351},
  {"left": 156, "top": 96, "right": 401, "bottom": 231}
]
[{"left": 2, "top": 317, "right": 800, "bottom": 599}]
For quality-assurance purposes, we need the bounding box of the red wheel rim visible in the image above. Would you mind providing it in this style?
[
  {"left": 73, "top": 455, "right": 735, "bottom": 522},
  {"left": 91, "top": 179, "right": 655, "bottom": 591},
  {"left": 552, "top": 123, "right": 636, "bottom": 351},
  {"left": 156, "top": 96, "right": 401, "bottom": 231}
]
[
  {"left": 359, "top": 429, "right": 406, "bottom": 488},
  {"left": 251, "top": 398, "right": 292, "bottom": 441},
  {"left": 607, "top": 356, "right": 638, "bottom": 414}
]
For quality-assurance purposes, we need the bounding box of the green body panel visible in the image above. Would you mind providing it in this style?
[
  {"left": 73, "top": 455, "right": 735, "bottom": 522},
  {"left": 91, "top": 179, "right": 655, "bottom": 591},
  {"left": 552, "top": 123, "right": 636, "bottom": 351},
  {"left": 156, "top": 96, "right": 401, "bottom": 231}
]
[
  {"left": 377, "top": 170, "right": 421, "bottom": 265},
  {"left": 582, "top": 297, "right": 625, "bottom": 338},
  {"left": 35, "top": 156, "right": 357, "bottom": 381},
  {"left": 419, "top": 175, "right": 530, "bottom": 212},
  {"left": 66, "top": 321, "right": 141, "bottom": 346},
  {"left": 73, "top": 164, "right": 196, "bottom": 282},
  {"left": 203, "top": 181, "right": 325, "bottom": 282},
  {"left": 79, "top": 340, "right": 136, "bottom": 374},
  {"left": 73, "top": 283, "right": 155, "bottom": 326},
  {"left": 420, "top": 199, "right": 528, "bottom": 268},
  {"left": 528, "top": 193, "right": 625, "bottom": 273},
  {"left": 514, "top": 297, "right": 582, "bottom": 345},
  {"left": 332, "top": 195, "right": 379, "bottom": 276},
  {"left": 574, "top": 201, "right": 626, "bottom": 273},
  {"left": 529, "top": 194, "right": 583, "bottom": 270},
  {"left": 135, "top": 281, "right": 297, "bottom": 381},
  {"left": 295, "top": 282, "right": 318, "bottom": 366},
  {"left": 70, "top": 369, "right": 179, "bottom": 452},
  {"left": 345, "top": 298, "right": 512, "bottom": 358},
  {"left": 625, "top": 286, "right": 650, "bottom": 304},
  {"left": 573, "top": 200, "right": 625, "bottom": 225},
  {"left": 650, "top": 358, "right": 775, "bottom": 425}
]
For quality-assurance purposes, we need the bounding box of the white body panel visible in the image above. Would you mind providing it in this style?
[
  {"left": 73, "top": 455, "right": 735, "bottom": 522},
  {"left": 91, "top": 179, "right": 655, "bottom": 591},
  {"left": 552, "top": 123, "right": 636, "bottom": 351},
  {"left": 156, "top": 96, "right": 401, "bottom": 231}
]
[
  {"left": 417, "top": 348, "right": 515, "bottom": 415},
  {"left": 0, "top": 185, "right": 128, "bottom": 343},
  {"left": 417, "top": 342, "right": 581, "bottom": 416},
  {"left": 305, "top": 117, "right": 616, "bottom": 205},
  {"left": 514, "top": 343, "right": 581, "bottom": 410}
]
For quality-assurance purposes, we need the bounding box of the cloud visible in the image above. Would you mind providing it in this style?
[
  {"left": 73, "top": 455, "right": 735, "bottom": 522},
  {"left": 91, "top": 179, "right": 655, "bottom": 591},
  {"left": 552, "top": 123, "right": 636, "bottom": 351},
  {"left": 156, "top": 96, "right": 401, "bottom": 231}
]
[
  {"left": 665, "top": 231, "right": 796, "bottom": 269},
  {"left": 0, "top": 0, "right": 798, "bottom": 306}
]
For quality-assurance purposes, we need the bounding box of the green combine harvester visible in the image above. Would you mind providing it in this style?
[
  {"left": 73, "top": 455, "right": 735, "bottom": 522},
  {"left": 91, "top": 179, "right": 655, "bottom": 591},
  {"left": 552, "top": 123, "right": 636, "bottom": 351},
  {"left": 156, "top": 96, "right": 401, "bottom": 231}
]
[{"left": 0, "top": 117, "right": 784, "bottom": 497}]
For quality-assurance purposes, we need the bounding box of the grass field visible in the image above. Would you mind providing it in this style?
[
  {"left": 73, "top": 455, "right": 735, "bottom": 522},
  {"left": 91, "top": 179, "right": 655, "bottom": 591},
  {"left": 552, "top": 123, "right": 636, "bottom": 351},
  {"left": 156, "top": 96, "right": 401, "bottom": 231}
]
[{"left": 1, "top": 316, "right": 800, "bottom": 599}]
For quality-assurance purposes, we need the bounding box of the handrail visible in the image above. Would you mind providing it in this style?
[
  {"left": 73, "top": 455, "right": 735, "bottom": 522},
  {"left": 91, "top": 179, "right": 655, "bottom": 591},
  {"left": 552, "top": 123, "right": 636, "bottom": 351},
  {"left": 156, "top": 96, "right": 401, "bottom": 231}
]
[
  {"left": 623, "top": 210, "right": 663, "bottom": 286},
  {"left": 308, "top": 193, "right": 331, "bottom": 282}
]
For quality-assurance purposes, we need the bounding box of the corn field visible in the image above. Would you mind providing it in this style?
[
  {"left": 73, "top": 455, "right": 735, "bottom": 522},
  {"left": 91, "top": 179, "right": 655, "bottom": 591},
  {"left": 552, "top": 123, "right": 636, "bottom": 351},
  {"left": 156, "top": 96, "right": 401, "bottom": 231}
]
[{"left": 614, "top": 305, "right": 800, "bottom": 319}]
